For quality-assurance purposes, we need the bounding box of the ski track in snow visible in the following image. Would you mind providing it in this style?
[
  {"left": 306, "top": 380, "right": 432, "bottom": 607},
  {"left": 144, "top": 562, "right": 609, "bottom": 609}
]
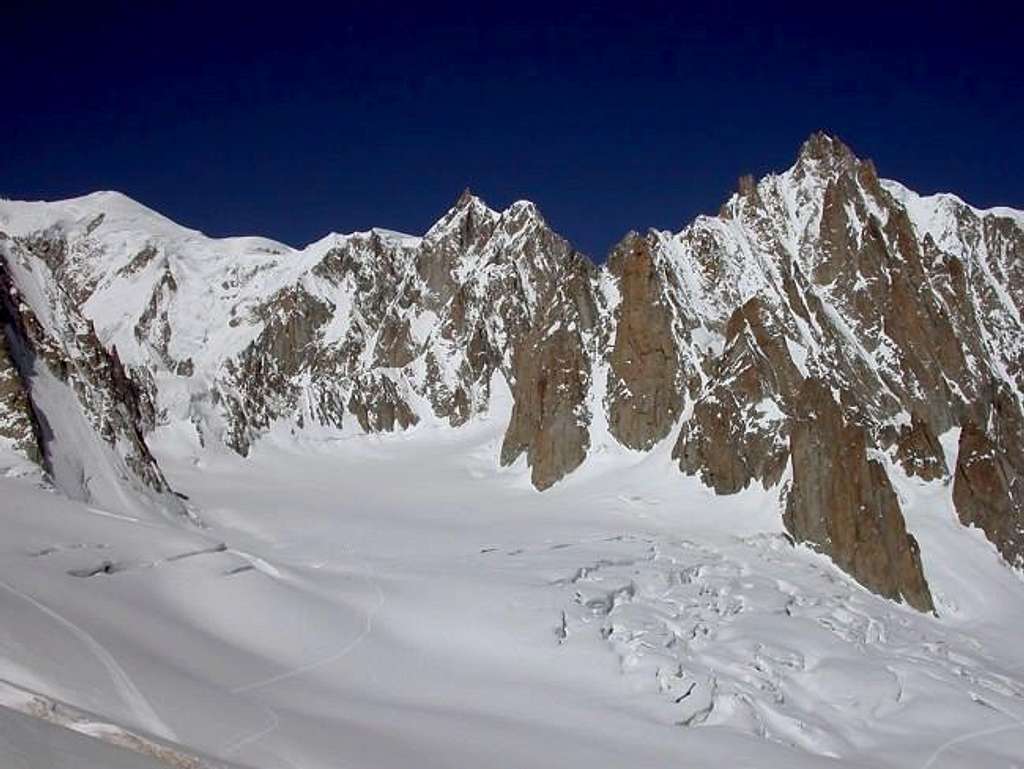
[
  {"left": 5, "top": 413, "right": 1024, "bottom": 768},
  {"left": 229, "top": 561, "right": 385, "bottom": 694},
  {"left": 920, "top": 718, "right": 1024, "bottom": 769},
  {"left": 220, "top": 704, "right": 279, "bottom": 758},
  {"left": 219, "top": 556, "right": 384, "bottom": 764},
  {"left": 917, "top": 676, "right": 1024, "bottom": 769},
  {"left": 221, "top": 703, "right": 309, "bottom": 769},
  {"left": 0, "top": 577, "right": 176, "bottom": 742}
]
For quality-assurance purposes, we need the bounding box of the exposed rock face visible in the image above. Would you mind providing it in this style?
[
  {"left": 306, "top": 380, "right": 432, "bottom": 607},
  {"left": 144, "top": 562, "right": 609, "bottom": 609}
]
[
  {"left": 784, "top": 380, "right": 934, "bottom": 612},
  {"left": 348, "top": 373, "right": 418, "bottom": 433},
  {"left": 501, "top": 325, "right": 591, "bottom": 489},
  {"left": 630, "top": 131, "right": 1022, "bottom": 608},
  {"left": 420, "top": 194, "right": 601, "bottom": 486},
  {"left": 2, "top": 132, "right": 1022, "bottom": 610},
  {"left": 953, "top": 388, "right": 1024, "bottom": 567},
  {"left": 0, "top": 264, "right": 43, "bottom": 464},
  {"left": 674, "top": 297, "right": 798, "bottom": 493},
  {"left": 605, "top": 232, "right": 683, "bottom": 450},
  {"left": 0, "top": 233, "right": 181, "bottom": 517},
  {"left": 893, "top": 414, "right": 947, "bottom": 482},
  {"left": 221, "top": 283, "right": 335, "bottom": 453}
]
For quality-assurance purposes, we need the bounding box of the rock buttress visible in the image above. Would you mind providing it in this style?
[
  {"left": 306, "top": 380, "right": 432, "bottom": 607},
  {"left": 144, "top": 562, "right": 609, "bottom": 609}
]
[{"left": 784, "top": 379, "right": 934, "bottom": 612}]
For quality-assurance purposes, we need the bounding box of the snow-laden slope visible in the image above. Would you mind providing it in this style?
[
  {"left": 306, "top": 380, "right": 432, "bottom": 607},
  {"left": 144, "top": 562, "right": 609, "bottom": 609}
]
[
  {"left": 2, "top": 132, "right": 1023, "bottom": 766},
  {"left": 2, "top": 393, "right": 1023, "bottom": 768},
  {"left": 0, "top": 221, "right": 185, "bottom": 521},
  {"left": 4, "top": 134, "right": 1021, "bottom": 498}
]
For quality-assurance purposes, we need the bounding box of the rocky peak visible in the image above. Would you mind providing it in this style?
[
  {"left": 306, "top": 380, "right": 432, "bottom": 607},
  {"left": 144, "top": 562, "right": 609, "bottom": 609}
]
[
  {"left": 506, "top": 199, "right": 542, "bottom": 219},
  {"left": 454, "top": 186, "right": 477, "bottom": 208},
  {"left": 424, "top": 188, "right": 500, "bottom": 246},
  {"left": 795, "top": 130, "right": 859, "bottom": 172},
  {"left": 2, "top": 132, "right": 1022, "bottom": 612}
]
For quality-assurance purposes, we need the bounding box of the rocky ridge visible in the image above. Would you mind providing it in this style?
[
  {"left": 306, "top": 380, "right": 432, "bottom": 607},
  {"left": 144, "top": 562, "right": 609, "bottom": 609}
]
[
  {"left": 1, "top": 132, "right": 1021, "bottom": 608},
  {"left": 0, "top": 227, "right": 182, "bottom": 518}
]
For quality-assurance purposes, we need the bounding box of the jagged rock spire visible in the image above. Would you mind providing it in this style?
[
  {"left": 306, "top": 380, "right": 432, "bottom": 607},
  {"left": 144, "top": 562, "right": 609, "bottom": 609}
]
[
  {"left": 454, "top": 186, "right": 477, "bottom": 208},
  {"left": 2, "top": 130, "right": 1023, "bottom": 609}
]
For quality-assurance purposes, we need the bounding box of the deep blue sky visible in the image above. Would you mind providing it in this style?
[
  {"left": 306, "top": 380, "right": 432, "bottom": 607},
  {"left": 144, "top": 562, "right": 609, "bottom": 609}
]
[{"left": 4, "top": 2, "right": 1022, "bottom": 259}]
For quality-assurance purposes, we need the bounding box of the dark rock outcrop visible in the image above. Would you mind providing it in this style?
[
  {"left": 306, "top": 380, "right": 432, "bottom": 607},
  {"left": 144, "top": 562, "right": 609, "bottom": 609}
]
[
  {"left": 3, "top": 132, "right": 1023, "bottom": 611},
  {"left": 501, "top": 325, "right": 590, "bottom": 490},
  {"left": 0, "top": 236, "right": 179, "bottom": 512},
  {"left": 674, "top": 297, "right": 799, "bottom": 493},
  {"left": 606, "top": 233, "right": 683, "bottom": 450},
  {"left": 784, "top": 380, "right": 934, "bottom": 612},
  {"left": 893, "top": 414, "right": 948, "bottom": 482},
  {"left": 221, "top": 283, "right": 334, "bottom": 453},
  {"left": 0, "top": 260, "right": 44, "bottom": 464},
  {"left": 953, "top": 388, "right": 1024, "bottom": 567}
]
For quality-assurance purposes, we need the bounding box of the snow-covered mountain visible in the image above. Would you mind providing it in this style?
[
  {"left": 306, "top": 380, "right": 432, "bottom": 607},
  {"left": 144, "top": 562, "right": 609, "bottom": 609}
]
[
  {"left": 1, "top": 132, "right": 1023, "bottom": 768},
  {"left": 3, "top": 132, "right": 1021, "bottom": 604}
]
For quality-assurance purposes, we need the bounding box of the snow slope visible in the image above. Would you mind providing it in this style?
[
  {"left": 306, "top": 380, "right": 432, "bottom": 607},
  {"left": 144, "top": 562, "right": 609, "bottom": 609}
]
[
  {"left": 2, "top": 134, "right": 1023, "bottom": 766},
  {"left": 2, "top": 398, "right": 1022, "bottom": 768}
]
